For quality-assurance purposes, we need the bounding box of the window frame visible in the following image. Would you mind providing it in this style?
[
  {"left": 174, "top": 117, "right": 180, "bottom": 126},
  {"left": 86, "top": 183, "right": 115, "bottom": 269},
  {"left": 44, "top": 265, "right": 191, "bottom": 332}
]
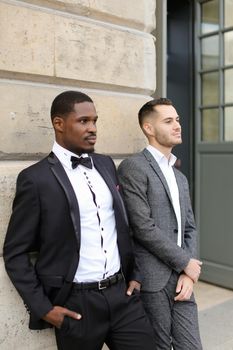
[{"left": 196, "top": 0, "right": 233, "bottom": 143}]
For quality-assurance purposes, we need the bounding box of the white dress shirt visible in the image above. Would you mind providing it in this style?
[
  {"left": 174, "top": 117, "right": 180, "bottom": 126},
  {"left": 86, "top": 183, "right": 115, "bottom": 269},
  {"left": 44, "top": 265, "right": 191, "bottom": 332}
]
[
  {"left": 147, "top": 145, "right": 182, "bottom": 247},
  {"left": 53, "top": 142, "right": 120, "bottom": 282}
]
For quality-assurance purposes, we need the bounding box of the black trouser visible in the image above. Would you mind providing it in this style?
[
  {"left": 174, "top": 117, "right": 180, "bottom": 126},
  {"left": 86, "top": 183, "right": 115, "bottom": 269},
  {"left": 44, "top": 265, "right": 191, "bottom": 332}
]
[{"left": 55, "top": 279, "right": 156, "bottom": 350}]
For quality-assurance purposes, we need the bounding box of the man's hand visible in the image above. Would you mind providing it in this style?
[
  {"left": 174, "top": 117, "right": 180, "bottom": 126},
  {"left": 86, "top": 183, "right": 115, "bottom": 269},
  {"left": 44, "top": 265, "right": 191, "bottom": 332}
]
[
  {"left": 42, "top": 306, "right": 82, "bottom": 328},
  {"left": 184, "top": 258, "right": 202, "bottom": 283},
  {"left": 126, "top": 280, "right": 141, "bottom": 296},
  {"left": 174, "top": 274, "right": 194, "bottom": 302}
]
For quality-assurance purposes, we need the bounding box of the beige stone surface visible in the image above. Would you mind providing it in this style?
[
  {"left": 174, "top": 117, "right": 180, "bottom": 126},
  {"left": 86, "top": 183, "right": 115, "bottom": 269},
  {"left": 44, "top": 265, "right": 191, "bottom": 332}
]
[
  {"left": 194, "top": 281, "right": 233, "bottom": 311},
  {"left": 0, "top": 83, "right": 55, "bottom": 155},
  {"left": 0, "top": 258, "right": 56, "bottom": 350},
  {"left": 0, "top": 2, "right": 54, "bottom": 76},
  {"left": 22, "top": 0, "right": 156, "bottom": 32},
  {"left": 76, "top": 0, "right": 156, "bottom": 31},
  {"left": 0, "top": 3, "right": 155, "bottom": 92},
  {"left": 0, "top": 82, "right": 147, "bottom": 155},
  {"left": 54, "top": 16, "right": 155, "bottom": 91},
  {"left": 0, "top": 161, "right": 35, "bottom": 254},
  {"left": 94, "top": 93, "right": 147, "bottom": 154}
]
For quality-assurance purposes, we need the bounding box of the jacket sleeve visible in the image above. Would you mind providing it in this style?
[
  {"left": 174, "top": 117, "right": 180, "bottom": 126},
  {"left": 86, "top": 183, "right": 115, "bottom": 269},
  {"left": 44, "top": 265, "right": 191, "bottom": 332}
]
[
  {"left": 3, "top": 170, "right": 53, "bottom": 320},
  {"left": 118, "top": 158, "right": 191, "bottom": 273}
]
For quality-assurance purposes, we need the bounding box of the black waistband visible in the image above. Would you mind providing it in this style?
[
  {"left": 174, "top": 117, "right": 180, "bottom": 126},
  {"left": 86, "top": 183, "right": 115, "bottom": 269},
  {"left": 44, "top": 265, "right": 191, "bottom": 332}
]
[{"left": 72, "top": 272, "right": 123, "bottom": 291}]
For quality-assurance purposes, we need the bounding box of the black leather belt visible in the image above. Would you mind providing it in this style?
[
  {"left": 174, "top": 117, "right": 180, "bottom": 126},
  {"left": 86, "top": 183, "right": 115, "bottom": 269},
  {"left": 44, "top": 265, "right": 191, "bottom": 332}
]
[{"left": 72, "top": 272, "right": 123, "bottom": 291}]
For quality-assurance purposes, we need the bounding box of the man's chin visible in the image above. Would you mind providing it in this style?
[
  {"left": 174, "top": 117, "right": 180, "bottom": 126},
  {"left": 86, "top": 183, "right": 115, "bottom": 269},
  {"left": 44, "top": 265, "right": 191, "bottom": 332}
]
[
  {"left": 175, "top": 138, "right": 182, "bottom": 145},
  {"left": 86, "top": 147, "right": 95, "bottom": 154},
  {"left": 170, "top": 140, "right": 182, "bottom": 148},
  {"left": 72, "top": 146, "right": 95, "bottom": 155}
]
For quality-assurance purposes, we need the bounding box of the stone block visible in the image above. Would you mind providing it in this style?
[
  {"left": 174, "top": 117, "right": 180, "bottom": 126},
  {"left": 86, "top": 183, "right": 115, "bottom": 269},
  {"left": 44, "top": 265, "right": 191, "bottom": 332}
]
[
  {"left": 0, "top": 3, "right": 54, "bottom": 76},
  {"left": 54, "top": 16, "right": 155, "bottom": 91},
  {"left": 55, "top": 0, "right": 156, "bottom": 32},
  {"left": 0, "top": 82, "right": 147, "bottom": 156},
  {"left": 0, "top": 258, "right": 56, "bottom": 350},
  {"left": 0, "top": 161, "right": 35, "bottom": 254},
  {"left": 21, "top": 0, "right": 156, "bottom": 32},
  {"left": 0, "top": 83, "right": 55, "bottom": 155},
  {"left": 0, "top": 3, "right": 155, "bottom": 92}
]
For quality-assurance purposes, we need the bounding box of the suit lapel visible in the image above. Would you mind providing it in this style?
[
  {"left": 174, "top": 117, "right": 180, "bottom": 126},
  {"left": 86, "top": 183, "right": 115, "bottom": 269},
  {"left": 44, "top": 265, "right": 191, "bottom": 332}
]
[
  {"left": 143, "top": 148, "right": 187, "bottom": 242},
  {"left": 92, "top": 155, "right": 115, "bottom": 193},
  {"left": 92, "top": 155, "right": 129, "bottom": 225},
  {"left": 48, "top": 152, "right": 81, "bottom": 249},
  {"left": 142, "top": 148, "right": 173, "bottom": 204}
]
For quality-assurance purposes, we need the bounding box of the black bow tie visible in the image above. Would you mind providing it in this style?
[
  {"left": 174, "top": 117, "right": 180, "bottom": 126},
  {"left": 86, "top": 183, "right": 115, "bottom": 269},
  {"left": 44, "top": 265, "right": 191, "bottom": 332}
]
[{"left": 70, "top": 156, "right": 92, "bottom": 169}]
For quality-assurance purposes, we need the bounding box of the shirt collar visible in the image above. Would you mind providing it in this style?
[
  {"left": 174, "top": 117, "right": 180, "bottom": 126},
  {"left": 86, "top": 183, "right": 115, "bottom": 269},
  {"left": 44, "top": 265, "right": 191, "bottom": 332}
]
[
  {"left": 146, "top": 145, "right": 177, "bottom": 167},
  {"left": 52, "top": 141, "right": 91, "bottom": 170}
]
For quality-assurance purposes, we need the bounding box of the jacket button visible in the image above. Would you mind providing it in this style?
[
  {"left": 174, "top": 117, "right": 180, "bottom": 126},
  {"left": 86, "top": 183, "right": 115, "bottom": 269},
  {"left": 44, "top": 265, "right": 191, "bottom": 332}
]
[{"left": 174, "top": 229, "right": 178, "bottom": 233}]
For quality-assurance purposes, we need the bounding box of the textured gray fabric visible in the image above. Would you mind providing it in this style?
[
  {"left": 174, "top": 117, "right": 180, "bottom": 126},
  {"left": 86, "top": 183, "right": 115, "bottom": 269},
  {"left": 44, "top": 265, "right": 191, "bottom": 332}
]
[
  {"left": 118, "top": 149, "right": 198, "bottom": 292},
  {"left": 141, "top": 272, "right": 202, "bottom": 349}
]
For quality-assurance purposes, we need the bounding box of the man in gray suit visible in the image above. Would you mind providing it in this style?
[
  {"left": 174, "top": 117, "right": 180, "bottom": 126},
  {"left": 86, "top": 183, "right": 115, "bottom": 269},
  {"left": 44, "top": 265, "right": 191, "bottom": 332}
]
[{"left": 118, "top": 98, "right": 203, "bottom": 349}]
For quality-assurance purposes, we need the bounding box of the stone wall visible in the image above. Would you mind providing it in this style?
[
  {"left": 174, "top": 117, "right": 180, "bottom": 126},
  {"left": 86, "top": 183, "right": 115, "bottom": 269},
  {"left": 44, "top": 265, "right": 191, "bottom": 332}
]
[{"left": 0, "top": 0, "right": 156, "bottom": 348}]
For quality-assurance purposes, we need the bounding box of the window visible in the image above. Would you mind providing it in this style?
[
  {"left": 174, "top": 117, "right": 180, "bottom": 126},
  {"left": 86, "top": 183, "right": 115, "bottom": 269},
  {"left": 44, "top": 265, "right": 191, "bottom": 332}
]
[{"left": 198, "top": 0, "right": 233, "bottom": 142}]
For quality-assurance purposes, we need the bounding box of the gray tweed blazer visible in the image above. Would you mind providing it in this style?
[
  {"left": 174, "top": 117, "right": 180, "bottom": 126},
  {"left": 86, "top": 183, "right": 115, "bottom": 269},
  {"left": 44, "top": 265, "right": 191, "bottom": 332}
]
[{"left": 118, "top": 148, "right": 198, "bottom": 292}]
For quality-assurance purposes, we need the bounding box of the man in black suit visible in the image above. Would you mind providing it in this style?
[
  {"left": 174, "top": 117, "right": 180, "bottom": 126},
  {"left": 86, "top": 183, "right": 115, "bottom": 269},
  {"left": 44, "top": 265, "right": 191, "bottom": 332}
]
[{"left": 3, "top": 91, "right": 155, "bottom": 350}]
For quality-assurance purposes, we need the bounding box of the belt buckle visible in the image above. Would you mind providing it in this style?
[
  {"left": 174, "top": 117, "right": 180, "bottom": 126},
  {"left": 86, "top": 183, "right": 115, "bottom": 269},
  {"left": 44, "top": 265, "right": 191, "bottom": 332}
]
[{"left": 98, "top": 280, "right": 107, "bottom": 290}]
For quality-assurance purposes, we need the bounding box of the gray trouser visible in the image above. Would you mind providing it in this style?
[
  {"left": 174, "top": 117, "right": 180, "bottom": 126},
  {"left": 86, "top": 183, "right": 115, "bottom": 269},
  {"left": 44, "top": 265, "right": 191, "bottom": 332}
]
[{"left": 141, "top": 271, "right": 203, "bottom": 350}]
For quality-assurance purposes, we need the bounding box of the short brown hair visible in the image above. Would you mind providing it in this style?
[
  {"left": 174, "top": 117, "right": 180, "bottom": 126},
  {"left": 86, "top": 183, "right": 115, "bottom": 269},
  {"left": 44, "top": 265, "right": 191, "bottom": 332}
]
[{"left": 138, "top": 97, "right": 173, "bottom": 127}]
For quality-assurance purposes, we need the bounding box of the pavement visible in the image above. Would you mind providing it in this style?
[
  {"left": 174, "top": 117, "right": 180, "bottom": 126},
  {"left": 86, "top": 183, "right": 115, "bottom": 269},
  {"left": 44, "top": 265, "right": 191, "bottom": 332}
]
[
  {"left": 195, "top": 281, "right": 233, "bottom": 350},
  {"left": 103, "top": 281, "right": 233, "bottom": 350}
]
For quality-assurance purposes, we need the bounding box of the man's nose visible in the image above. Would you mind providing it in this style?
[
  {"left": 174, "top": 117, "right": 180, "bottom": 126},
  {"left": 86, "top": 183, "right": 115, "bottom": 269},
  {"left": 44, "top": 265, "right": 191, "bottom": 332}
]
[
  {"left": 174, "top": 121, "right": 181, "bottom": 130},
  {"left": 88, "top": 122, "right": 97, "bottom": 132}
]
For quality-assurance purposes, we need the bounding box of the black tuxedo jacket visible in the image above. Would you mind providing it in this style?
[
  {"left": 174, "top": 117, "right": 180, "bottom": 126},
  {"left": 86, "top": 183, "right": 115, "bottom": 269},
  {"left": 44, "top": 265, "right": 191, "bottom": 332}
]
[{"left": 3, "top": 152, "right": 135, "bottom": 330}]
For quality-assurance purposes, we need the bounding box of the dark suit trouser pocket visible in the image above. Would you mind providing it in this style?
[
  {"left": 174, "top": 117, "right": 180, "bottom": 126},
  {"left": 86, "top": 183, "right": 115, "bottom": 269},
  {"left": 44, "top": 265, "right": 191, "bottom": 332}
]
[
  {"left": 55, "top": 280, "right": 156, "bottom": 350},
  {"left": 57, "top": 289, "right": 87, "bottom": 340},
  {"left": 55, "top": 287, "right": 108, "bottom": 350}
]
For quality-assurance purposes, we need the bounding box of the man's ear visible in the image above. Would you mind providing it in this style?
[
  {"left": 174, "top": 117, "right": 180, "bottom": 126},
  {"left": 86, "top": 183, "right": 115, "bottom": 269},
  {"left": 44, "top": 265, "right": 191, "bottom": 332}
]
[
  {"left": 53, "top": 116, "right": 64, "bottom": 133},
  {"left": 142, "top": 122, "right": 153, "bottom": 137}
]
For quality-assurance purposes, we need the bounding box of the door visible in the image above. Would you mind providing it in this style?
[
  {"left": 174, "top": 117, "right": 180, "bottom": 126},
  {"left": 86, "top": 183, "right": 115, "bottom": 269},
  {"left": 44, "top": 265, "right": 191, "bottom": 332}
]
[
  {"left": 195, "top": 0, "right": 233, "bottom": 289},
  {"left": 166, "top": 0, "right": 233, "bottom": 289}
]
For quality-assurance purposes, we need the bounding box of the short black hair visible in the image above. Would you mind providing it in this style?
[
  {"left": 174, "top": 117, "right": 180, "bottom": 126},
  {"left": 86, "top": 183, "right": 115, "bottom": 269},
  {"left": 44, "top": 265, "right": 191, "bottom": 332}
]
[
  {"left": 50, "top": 90, "right": 93, "bottom": 120},
  {"left": 138, "top": 97, "right": 173, "bottom": 127}
]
